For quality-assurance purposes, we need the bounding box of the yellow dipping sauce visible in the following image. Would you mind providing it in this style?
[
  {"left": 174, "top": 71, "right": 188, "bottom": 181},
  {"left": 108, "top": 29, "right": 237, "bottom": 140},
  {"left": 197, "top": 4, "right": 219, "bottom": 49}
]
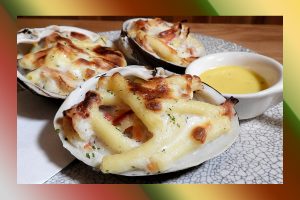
[{"left": 200, "top": 66, "right": 268, "bottom": 94}]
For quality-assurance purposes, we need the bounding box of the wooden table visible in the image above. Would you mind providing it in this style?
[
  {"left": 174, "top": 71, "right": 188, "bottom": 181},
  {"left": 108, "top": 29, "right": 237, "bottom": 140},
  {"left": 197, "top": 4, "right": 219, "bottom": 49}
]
[{"left": 17, "top": 18, "right": 283, "bottom": 63}]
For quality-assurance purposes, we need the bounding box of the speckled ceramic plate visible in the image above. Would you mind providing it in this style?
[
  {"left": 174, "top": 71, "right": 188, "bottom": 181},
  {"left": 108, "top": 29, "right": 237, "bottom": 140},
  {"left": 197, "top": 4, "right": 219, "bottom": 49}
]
[{"left": 46, "top": 31, "right": 282, "bottom": 184}]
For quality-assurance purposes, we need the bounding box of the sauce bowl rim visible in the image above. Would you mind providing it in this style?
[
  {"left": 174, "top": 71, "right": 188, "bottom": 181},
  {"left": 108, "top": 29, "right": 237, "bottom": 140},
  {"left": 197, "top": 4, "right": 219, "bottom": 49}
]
[{"left": 185, "top": 51, "right": 283, "bottom": 98}]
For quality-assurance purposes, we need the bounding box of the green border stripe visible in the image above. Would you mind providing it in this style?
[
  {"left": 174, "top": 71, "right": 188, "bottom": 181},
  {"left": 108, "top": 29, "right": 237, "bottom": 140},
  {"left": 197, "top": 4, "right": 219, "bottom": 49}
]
[
  {"left": 285, "top": 100, "right": 300, "bottom": 137},
  {"left": 1, "top": 0, "right": 24, "bottom": 20},
  {"left": 195, "top": 0, "right": 218, "bottom": 15},
  {"left": 141, "top": 185, "right": 182, "bottom": 200}
]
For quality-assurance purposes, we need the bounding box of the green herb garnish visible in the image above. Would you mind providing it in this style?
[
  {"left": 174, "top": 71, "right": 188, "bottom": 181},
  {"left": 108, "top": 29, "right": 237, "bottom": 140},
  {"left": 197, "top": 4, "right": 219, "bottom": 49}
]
[
  {"left": 100, "top": 37, "right": 106, "bottom": 45},
  {"left": 86, "top": 153, "right": 90, "bottom": 159},
  {"left": 167, "top": 113, "right": 176, "bottom": 124},
  {"left": 107, "top": 90, "right": 113, "bottom": 95}
]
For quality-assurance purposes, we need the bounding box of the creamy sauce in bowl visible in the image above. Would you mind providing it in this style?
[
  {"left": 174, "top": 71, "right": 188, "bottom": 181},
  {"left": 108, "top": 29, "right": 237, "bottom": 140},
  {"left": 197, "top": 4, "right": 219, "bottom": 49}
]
[
  {"left": 200, "top": 66, "right": 268, "bottom": 94},
  {"left": 186, "top": 52, "right": 283, "bottom": 119}
]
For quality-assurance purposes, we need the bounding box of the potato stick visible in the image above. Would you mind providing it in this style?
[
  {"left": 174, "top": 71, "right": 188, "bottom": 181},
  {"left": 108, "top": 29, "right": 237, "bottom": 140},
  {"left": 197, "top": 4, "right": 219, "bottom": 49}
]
[
  {"left": 101, "top": 112, "right": 184, "bottom": 174},
  {"left": 163, "top": 99, "right": 224, "bottom": 118},
  {"left": 90, "top": 107, "right": 139, "bottom": 153},
  {"left": 145, "top": 34, "right": 182, "bottom": 65},
  {"left": 151, "top": 116, "right": 231, "bottom": 171},
  {"left": 108, "top": 73, "right": 163, "bottom": 133}
]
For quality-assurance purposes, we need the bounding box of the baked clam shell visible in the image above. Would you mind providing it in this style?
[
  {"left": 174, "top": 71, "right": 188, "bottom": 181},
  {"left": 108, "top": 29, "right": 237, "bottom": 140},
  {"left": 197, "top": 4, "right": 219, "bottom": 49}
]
[
  {"left": 53, "top": 65, "right": 239, "bottom": 176},
  {"left": 120, "top": 18, "right": 206, "bottom": 74},
  {"left": 17, "top": 25, "right": 114, "bottom": 99}
]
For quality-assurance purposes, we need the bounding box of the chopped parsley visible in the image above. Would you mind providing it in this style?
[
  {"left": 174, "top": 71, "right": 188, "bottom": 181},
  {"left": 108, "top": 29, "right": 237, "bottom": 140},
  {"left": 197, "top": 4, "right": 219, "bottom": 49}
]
[
  {"left": 92, "top": 153, "right": 95, "bottom": 158},
  {"left": 86, "top": 153, "right": 90, "bottom": 159},
  {"left": 55, "top": 129, "right": 60, "bottom": 134},
  {"left": 100, "top": 37, "right": 106, "bottom": 45},
  {"left": 107, "top": 90, "right": 114, "bottom": 95},
  {"left": 167, "top": 113, "right": 176, "bottom": 124}
]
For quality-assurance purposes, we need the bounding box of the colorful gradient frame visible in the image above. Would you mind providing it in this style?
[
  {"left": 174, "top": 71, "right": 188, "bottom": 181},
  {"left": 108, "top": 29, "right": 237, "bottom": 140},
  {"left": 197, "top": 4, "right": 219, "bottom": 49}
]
[{"left": 2, "top": 0, "right": 299, "bottom": 199}]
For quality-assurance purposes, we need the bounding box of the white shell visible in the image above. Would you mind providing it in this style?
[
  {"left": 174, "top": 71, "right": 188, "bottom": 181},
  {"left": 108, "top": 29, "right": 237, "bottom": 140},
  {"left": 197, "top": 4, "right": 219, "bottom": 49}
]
[
  {"left": 54, "top": 65, "right": 239, "bottom": 176},
  {"left": 17, "top": 25, "right": 113, "bottom": 99}
]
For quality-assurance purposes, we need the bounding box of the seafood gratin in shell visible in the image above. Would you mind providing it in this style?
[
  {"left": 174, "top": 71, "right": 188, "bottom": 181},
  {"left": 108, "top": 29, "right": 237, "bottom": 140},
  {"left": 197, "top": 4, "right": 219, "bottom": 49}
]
[
  {"left": 120, "top": 18, "right": 205, "bottom": 73},
  {"left": 17, "top": 25, "right": 127, "bottom": 99},
  {"left": 54, "top": 66, "right": 239, "bottom": 176}
]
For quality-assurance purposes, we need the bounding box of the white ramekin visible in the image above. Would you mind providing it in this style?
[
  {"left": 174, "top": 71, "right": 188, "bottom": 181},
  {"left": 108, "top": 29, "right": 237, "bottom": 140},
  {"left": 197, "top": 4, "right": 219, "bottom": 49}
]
[{"left": 186, "top": 52, "right": 283, "bottom": 120}]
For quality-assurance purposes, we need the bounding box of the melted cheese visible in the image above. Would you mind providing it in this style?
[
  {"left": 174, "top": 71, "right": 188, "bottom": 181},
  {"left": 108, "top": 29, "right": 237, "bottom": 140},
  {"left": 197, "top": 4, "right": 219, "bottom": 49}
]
[
  {"left": 128, "top": 18, "right": 205, "bottom": 66},
  {"left": 18, "top": 30, "right": 127, "bottom": 96},
  {"left": 62, "top": 73, "right": 234, "bottom": 174}
]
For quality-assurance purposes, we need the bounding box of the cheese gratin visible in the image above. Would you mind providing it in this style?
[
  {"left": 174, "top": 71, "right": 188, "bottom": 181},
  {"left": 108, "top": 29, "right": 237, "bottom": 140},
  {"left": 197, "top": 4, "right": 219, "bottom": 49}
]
[
  {"left": 126, "top": 18, "right": 205, "bottom": 66},
  {"left": 18, "top": 29, "right": 127, "bottom": 96},
  {"left": 60, "top": 72, "right": 235, "bottom": 174}
]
